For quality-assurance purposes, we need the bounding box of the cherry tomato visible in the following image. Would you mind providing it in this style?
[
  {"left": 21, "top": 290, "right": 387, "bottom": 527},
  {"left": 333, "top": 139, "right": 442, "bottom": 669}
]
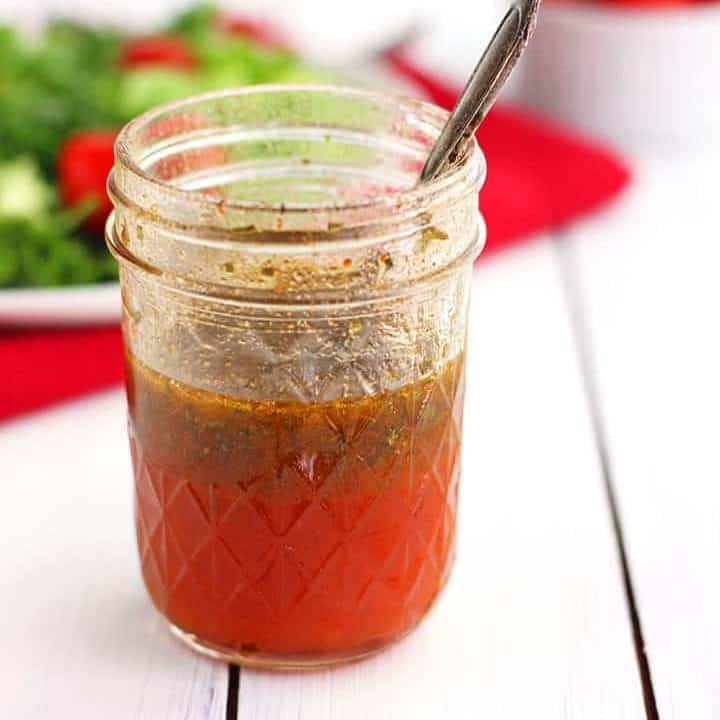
[
  {"left": 218, "top": 15, "right": 290, "bottom": 49},
  {"left": 57, "top": 131, "right": 117, "bottom": 235},
  {"left": 120, "top": 35, "right": 197, "bottom": 71}
]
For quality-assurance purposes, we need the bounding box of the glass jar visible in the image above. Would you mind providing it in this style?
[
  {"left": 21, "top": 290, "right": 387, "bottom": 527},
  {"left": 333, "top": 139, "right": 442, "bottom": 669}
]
[{"left": 107, "top": 86, "right": 485, "bottom": 669}]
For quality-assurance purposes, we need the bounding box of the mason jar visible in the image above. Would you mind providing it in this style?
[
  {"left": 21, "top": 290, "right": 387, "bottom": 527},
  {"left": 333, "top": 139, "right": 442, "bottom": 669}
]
[{"left": 107, "top": 85, "right": 485, "bottom": 669}]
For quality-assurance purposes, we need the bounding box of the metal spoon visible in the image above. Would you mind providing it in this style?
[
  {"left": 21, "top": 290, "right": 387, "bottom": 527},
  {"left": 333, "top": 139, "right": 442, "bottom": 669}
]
[{"left": 420, "top": 0, "right": 542, "bottom": 183}]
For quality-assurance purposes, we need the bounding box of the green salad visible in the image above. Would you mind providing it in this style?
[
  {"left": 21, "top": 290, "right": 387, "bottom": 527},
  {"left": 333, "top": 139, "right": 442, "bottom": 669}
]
[{"left": 0, "top": 4, "right": 333, "bottom": 288}]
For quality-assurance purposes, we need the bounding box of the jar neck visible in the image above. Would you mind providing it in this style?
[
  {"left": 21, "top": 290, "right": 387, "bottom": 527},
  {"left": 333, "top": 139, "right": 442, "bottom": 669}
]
[{"left": 107, "top": 86, "right": 486, "bottom": 302}]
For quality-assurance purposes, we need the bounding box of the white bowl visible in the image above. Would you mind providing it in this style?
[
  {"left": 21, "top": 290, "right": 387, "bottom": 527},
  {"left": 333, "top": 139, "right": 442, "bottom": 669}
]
[{"left": 513, "top": 3, "right": 720, "bottom": 149}]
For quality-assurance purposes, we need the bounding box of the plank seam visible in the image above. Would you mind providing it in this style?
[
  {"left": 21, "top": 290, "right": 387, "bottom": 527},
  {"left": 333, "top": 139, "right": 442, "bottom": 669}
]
[
  {"left": 553, "top": 233, "right": 661, "bottom": 720},
  {"left": 226, "top": 664, "right": 240, "bottom": 720}
]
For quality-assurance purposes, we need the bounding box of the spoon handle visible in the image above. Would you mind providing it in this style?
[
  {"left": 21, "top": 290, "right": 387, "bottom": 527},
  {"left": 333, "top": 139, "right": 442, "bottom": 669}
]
[{"left": 420, "top": 0, "right": 541, "bottom": 183}]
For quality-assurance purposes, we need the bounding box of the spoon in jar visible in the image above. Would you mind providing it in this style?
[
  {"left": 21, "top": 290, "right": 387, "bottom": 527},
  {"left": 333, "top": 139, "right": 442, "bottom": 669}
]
[{"left": 419, "top": 0, "right": 542, "bottom": 183}]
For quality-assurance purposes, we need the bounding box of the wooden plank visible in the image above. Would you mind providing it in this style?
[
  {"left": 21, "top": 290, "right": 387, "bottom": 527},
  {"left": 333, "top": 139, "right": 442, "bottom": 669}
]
[
  {"left": 235, "top": 240, "right": 645, "bottom": 720},
  {"left": 0, "top": 392, "right": 228, "bottom": 720},
  {"left": 563, "top": 154, "right": 720, "bottom": 719}
]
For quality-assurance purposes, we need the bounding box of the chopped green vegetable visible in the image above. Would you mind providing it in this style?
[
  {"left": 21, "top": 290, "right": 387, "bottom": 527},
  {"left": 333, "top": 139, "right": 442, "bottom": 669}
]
[
  {"left": 0, "top": 215, "right": 117, "bottom": 287},
  {"left": 0, "top": 155, "right": 117, "bottom": 287},
  {"left": 166, "top": 3, "right": 218, "bottom": 38},
  {"left": 119, "top": 68, "right": 205, "bottom": 118},
  {"left": 0, "top": 22, "right": 123, "bottom": 176},
  {"left": 0, "top": 157, "right": 55, "bottom": 218},
  {"left": 192, "top": 32, "right": 297, "bottom": 84}
]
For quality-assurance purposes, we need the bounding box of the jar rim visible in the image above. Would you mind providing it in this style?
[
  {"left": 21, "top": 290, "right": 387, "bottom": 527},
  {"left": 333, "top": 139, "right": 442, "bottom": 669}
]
[{"left": 112, "top": 84, "right": 486, "bottom": 225}]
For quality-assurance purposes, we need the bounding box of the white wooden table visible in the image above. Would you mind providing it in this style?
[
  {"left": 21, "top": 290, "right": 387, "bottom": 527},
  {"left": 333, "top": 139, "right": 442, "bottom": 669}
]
[{"left": 2, "top": 143, "right": 718, "bottom": 719}]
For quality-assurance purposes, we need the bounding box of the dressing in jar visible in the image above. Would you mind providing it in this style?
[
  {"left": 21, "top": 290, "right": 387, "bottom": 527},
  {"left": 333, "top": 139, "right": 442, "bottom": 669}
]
[{"left": 107, "top": 86, "right": 485, "bottom": 669}]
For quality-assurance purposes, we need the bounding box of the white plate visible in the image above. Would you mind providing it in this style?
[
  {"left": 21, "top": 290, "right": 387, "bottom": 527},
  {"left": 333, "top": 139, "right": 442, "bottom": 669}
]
[
  {"left": 0, "top": 284, "right": 121, "bottom": 327},
  {"left": 0, "top": 63, "right": 426, "bottom": 328}
]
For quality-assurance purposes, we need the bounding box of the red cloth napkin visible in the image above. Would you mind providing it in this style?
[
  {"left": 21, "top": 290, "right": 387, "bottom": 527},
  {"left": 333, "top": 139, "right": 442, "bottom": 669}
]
[
  {"left": 0, "top": 326, "right": 124, "bottom": 422},
  {"left": 385, "top": 51, "right": 631, "bottom": 252},
  {"left": 0, "top": 58, "right": 630, "bottom": 423}
]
